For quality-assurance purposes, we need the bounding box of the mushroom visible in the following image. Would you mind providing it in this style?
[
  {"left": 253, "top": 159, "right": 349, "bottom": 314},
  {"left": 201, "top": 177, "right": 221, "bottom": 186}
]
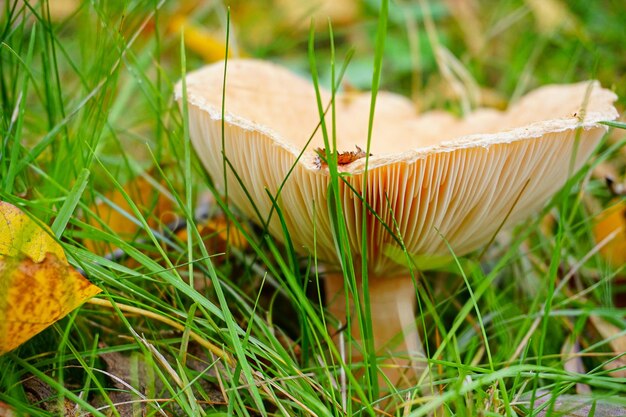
[{"left": 175, "top": 59, "right": 618, "bottom": 392}]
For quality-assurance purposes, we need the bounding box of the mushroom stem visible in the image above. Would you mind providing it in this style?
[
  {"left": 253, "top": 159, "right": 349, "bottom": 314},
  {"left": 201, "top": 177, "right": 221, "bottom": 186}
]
[{"left": 324, "top": 272, "right": 427, "bottom": 392}]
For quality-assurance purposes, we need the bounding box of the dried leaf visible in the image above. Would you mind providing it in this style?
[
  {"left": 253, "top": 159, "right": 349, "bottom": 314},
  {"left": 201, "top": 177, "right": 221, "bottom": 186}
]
[
  {"left": 23, "top": 375, "right": 78, "bottom": 416},
  {"left": 561, "top": 336, "right": 591, "bottom": 394},
  {"left": 0, "top": 202, "right": 101, "bottom": 355},
  {"left": 314, "top": 146, "right": 371, "bottom": 170},
  {"left": 177, "top": 215, "right": 248, "bottom": 259},
  {"left": 593, "top": 200, "right": 626, "bottom": 268},
  {"left": 524, "top": 0, "right": 580, "bottom": 35},
  {"left": 0, "top": 401, "right": 16, "bottom": 417},
  {"left": 274, "top": 0, "right": 359, "bottom": 30},
  {"left": 99, "top": 348, "right": 152, "bottom": 416},
  {"left": 99, "top": 342, "right": 224, "bottom": 415},
  {"left": 85, "top": 174, "right": 175, "bottom": 255},
  {"left": 588, "top": 315, "right": 626, "bottom": 378},
  {"left": 169, "top": 15, "right": 232, "bottom": 63}
]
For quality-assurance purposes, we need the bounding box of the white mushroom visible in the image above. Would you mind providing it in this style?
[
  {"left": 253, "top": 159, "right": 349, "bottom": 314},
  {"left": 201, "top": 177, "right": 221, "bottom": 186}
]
[{"left": 176, "top": 59, "right": 618, "bottom": 392}]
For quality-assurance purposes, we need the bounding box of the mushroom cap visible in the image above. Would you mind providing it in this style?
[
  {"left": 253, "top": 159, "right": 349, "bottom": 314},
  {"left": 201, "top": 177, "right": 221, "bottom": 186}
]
[{"left": 176, "top": 59, "right": 618, "bottom": 275}]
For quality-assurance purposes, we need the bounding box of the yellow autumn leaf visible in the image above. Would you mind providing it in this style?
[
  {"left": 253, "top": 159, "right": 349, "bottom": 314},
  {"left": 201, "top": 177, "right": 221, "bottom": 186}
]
[
  {"left": 0, "top": 201, "right": 65, "bottom": 262},
  {"left": 169, "top": 15, "right": 232, "bottom": 63},
  {"left": 594, "top": 200, "right": 626, "bottom": 268},
  {"left": 0, "top": 202, "right": 101, "bottom": 355}
]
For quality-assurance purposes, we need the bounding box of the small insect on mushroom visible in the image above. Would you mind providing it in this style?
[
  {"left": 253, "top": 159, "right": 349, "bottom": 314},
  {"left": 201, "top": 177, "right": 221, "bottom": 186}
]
[
  {"left": 176, "top": 59, "right": 619, "bottom": 399},
  {"left": 314, "top": 145, "right": 371, "bottom": 170}
]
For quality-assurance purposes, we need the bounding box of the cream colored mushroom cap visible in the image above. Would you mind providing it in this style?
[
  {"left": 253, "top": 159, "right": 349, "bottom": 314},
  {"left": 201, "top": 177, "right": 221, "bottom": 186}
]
[{"left": 176, "top": 59, "right": 618, "bottom": 275}]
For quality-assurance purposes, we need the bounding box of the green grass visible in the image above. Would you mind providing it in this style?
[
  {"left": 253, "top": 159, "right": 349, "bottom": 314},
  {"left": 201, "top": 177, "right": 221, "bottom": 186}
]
[{"left": 1, "top": 0, "right": 626, "bottom": 416}]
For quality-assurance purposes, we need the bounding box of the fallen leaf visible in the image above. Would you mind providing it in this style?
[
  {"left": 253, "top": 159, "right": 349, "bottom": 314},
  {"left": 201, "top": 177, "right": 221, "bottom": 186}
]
[
  {"left": 0, "top": 401, "right": 16, "bottom": 417},
  {"left": 0, "top": 202, "right": 101, "bottom": 355},
  {"left": 0, "top": 202, "right": 65, "bottom": 262},
  {"left": 99, "top": 348, "right": 153, "bottom": 417},
  {"left": 98, "top": 342, "right": 224, "bottom": 415},
  {"left": 561, "top": 336, "right": 591, "bottom": 394},
  {"left": 593, "top": 200, "right": 626, "bottom": 268},
  {"left": 168, "top": 15, "right": 233, "bottom": 63},
  {"left": 524, "top": 0, "right": 580, "bottom": 35},
  {"left": 23, "top": 375, "right": 78, "bottom": 416},
  {"left": 588, "top": 315, "right": 626, "bottom": 378},
  {"left": 84, "top": 173, "right": 175, "bottom": 255},
  {"left": 274, "top": 0, "right": 359, "bottom": 31},
  {"left": 177, "top": 215, "right": 248, "bottom": 259}
]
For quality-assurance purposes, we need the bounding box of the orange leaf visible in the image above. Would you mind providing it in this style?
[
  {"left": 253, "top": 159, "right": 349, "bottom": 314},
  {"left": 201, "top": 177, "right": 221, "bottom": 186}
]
[
  {"left": 593, "top": 200, "right": 626, "bottom": 268},
  {"left": 84, "top": 174, "right": 175, "bottom": 255},
  {"left": 0, "top": 202, "right": 101, "bottom": 355},
  {"left": 169, "top": 15, "right": 232, "bottom": 63},
  {"left": 0, "top": 401, "right": 16, "bottom": 417},
  {"left": 176, "top": 215, "right": 248, "bottom": 260}
]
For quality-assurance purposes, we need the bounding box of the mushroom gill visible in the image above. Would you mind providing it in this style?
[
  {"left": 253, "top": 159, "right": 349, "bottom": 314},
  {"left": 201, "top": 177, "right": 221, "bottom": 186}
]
[{"left": 176, "top": 59, "right": 618, "bottom": 394}]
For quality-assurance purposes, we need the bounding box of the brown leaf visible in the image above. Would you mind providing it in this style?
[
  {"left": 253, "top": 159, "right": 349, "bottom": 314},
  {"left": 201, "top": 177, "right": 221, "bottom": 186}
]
[
  {"left": 176, "top": 215, "right": 248, "bottom": 260},
  {"left": 98, "top": 343, "right": 224, "bottom": 415},
  {"left": 561, "top": 336, "right": 591, "bottom": 394},
  {"left": 23, "top": 375, "right": 77, "bottom": 416},
  {"left": 198, "top": 216, "right": 248, "bottom": 255},
  {"left": 589, "top": 315, "right": 626, "bottom": 378},
  {"left": 99, "top": 349, "right": 152, "bottom": 417},
  {"left": 0, "top": 401, "right": 16, "bottom": 417},
  {"left": 314, "top": 145, "right": 371, "bottom": 170}
]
